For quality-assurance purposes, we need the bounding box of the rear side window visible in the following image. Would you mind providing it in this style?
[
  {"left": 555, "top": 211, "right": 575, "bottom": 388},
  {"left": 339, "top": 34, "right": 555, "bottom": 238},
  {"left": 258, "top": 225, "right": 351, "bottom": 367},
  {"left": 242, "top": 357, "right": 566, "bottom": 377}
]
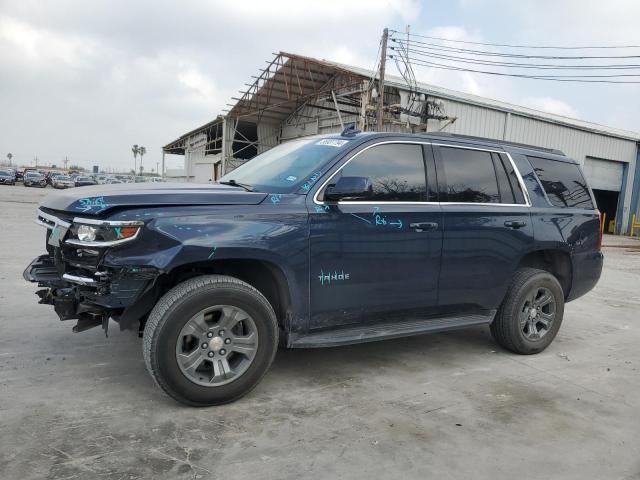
[
  {"left": 335, "top": 143, "right": 428, "bottom": 201},
  {"left": 438, "top": 147, "right": 501, "bottom": 203},
  {"left": 528, "top": 156, "right": 594, "bottom": 209}
]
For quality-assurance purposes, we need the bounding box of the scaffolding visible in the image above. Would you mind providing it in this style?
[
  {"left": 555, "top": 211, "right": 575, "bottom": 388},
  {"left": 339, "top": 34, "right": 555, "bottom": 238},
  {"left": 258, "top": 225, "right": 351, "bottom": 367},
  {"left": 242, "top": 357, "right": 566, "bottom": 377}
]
[{"left": 163, "top": 51, "right": 452, "bottom": 180}]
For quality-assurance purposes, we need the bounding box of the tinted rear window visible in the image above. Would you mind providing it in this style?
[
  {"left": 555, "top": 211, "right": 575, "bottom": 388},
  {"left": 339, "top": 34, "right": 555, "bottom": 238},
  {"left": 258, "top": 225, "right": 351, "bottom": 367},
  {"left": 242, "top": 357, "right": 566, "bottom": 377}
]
[
  {"left": 439, "top": 147, "right": 500, "bottom": 203},
  {"left": 528, "top": 156, "right": 594, "bottom": 209}
]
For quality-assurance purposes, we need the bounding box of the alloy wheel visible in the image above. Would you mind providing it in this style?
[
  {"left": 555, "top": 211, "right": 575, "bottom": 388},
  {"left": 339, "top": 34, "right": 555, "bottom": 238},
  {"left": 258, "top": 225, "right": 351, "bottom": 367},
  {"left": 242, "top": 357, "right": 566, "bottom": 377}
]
[
  {"left": 175, "top": 305, "right": 259, "bottom": 387},
  {"left": 519, "top": 286, "right": 556, "bottom": 341}
]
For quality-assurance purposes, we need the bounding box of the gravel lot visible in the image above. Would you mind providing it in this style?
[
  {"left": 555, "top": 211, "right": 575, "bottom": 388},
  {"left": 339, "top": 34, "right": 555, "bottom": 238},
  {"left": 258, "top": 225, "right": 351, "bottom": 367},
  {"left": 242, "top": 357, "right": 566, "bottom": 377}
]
[{"left": 1, "top": 185, "right": 639, "bottom": 480}]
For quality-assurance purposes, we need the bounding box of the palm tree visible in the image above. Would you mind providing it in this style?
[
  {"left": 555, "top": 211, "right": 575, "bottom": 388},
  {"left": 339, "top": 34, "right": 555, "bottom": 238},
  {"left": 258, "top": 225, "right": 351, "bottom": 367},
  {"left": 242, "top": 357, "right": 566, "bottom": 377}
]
[
  {"left": 138, "top": 146, "right": 146, "bottom": 175},
  {"left": 132, "top": 145, "right": 139, "bottom": 174},
  {"left": 6, "top": 153, "right": 12, "bottom": 166}
]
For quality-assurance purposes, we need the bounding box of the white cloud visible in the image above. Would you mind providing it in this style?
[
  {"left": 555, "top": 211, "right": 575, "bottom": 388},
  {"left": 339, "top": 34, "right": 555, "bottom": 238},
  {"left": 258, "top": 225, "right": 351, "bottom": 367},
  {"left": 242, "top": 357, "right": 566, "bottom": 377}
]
[
  {"left": 215, "top": 0, "right": 420, "bottom": 23},
  {"left": 520, "top": 97, "right": 579, "bottom": 118},
  {"left": 0, "top": 15, "right": 99, "bottom": 68}
]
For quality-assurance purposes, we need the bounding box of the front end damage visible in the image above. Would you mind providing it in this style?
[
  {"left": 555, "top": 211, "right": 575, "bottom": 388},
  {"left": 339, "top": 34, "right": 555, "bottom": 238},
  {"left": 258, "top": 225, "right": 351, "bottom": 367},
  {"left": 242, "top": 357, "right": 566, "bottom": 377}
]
[{"left": 24, "top": 209, "right": 161, "bottom": 334}]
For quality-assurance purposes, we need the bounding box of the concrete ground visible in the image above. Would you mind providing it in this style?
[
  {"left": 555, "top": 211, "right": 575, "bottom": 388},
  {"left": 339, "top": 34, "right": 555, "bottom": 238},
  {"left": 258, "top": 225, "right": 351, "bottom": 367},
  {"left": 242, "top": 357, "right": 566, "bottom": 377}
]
[{"left": 1, "top": 185, "right": 639, "bottom": 480}]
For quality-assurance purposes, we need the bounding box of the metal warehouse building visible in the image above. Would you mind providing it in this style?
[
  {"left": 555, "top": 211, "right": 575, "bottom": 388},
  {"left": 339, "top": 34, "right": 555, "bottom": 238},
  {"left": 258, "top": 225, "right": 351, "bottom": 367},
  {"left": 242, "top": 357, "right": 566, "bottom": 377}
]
[{"left": 163, "top": 52, "right": 640, "bottom": 234}]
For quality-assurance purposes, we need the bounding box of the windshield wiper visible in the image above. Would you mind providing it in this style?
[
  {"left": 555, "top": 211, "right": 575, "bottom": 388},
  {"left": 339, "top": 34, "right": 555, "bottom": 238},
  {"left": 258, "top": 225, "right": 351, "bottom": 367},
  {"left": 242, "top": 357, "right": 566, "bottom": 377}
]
[{"left": 219, "top": 179, "right": 253, "bottom": 192}]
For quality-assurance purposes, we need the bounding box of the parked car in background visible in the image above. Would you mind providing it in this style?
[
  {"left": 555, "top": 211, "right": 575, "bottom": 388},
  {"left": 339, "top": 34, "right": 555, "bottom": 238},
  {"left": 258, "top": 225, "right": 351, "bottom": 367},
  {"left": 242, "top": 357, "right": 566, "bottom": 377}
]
[
  {"left": 74, "top": 176, "right": 97, "bottom": 187},
  {"left": 15, "top": 170, "right": 24, "bottom": 182},
  {"left": 23, "top": 171, "right": 47, "bottom": 187},
  {"left": 0, "top": 169, "right": 16, "bottom": 185},
  {"left": 105, "top": 177, "right": 123, "bottom": 184},
  {"left": 52, "top": 175, "right": 75, "bottom": 189},
  {"left": 46, "top": 172, "right": 62, "bottom": 185},
  {"left": 5, "top": 168, "right": 17, "bottom": 181}
]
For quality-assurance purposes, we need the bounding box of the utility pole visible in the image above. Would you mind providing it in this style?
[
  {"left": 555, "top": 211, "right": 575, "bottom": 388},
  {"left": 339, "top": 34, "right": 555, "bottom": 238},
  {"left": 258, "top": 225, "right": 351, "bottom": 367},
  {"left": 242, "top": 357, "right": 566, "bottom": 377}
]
[
  {"left": 63, "top": 156, "right": 69, "bottom": 171},
  {"left": 376, "top": 28, "right": 389, "bottom": 132}
]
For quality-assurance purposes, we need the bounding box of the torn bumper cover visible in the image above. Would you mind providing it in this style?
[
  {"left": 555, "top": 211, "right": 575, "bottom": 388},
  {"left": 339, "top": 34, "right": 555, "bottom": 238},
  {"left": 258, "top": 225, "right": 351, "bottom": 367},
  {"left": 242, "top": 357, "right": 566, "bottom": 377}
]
[{"left": 24, "top": 254, "right": 160, "bottom": 333}]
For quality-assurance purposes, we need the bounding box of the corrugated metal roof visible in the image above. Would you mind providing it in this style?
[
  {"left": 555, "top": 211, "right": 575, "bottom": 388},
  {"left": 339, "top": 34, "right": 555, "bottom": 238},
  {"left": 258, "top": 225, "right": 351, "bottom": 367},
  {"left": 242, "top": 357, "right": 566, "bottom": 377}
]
[{"left": 323, "top": 59, "right": 640, "bottom": 142}]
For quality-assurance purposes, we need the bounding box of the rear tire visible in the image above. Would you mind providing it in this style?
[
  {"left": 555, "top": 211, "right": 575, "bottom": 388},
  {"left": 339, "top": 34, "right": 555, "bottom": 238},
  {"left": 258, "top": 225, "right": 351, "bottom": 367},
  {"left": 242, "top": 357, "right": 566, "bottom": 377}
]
[
  {"left": 490, "top": 267, "right": 564, "bottom": 355},
  {"left": 143, "top": 275, "right": 279, "bottom": 406}
]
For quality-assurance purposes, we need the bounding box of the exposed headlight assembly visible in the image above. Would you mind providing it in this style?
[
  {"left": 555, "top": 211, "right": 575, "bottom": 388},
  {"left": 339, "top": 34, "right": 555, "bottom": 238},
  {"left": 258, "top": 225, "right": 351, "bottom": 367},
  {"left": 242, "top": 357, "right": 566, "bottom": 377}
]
[{"left": 67, "top": 219, "right": 143, "bottom": 247}]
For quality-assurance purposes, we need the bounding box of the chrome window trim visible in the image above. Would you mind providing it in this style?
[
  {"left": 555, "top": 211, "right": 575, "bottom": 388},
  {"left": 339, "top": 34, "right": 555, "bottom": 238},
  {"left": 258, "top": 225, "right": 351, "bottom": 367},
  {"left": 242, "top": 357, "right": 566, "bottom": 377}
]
[
  {"left": 312, "top": 140, "right": 532, "bottom": 207},
  {"left": 312, "top": 140, "right": 434, "bottom": 206},
  {"left": 432, "top": 143, "right": 531, "bottom": 207}
]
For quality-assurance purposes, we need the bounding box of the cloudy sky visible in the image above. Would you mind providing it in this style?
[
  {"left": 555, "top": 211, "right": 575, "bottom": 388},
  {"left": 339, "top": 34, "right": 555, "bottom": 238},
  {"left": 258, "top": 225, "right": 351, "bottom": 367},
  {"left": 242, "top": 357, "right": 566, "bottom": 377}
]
[{"left": 1, "top": 0, "right": 639, "bottom": 171}]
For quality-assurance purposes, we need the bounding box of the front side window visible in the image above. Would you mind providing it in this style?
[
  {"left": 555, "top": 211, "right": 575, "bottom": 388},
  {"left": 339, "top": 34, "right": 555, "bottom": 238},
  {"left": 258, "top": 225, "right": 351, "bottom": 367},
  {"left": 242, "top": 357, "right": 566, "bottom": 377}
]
[
  {"left": 528, "top": 156, "right": 594, "bottom": 209},
  {"left": 439, "top": 147, "right": 501, "bottom": 203},
  {"left": 328, "top": 143, "right": 428, "bottom": 201}
]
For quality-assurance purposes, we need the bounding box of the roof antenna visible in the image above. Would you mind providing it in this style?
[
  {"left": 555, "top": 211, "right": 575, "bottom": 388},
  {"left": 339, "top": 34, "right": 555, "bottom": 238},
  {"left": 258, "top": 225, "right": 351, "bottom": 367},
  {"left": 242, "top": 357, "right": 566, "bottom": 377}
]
[{"left": 341, "top": 123, "right": 361, "bottom": 137}]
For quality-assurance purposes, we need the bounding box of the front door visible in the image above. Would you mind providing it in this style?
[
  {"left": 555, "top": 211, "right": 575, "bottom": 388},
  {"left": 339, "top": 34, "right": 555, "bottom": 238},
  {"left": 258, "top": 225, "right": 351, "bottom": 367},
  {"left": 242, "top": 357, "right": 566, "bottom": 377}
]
[{"left": 308, "top": 141, "right": 443, "bottom": 329}]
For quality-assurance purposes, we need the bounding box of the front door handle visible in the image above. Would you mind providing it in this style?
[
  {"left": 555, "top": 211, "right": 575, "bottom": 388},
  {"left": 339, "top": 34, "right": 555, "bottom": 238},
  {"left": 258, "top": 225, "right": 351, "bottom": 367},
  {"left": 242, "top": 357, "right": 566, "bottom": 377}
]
[
  {"left": 409, "top": 222, "right": 439, "bottom": 232},
  {"left": 504, "top": 220, "right": 527, "bottom": 229}
]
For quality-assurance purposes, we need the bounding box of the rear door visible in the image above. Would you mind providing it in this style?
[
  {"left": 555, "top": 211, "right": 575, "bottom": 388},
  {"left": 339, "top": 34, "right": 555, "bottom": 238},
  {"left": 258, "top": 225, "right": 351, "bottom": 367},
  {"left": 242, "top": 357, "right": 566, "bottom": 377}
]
[
  {"left": 433, "top": 143, "right": 533, "bottom": 313},
  {"left": 308, "top": 141, "right": 443, "bottom": 329}
]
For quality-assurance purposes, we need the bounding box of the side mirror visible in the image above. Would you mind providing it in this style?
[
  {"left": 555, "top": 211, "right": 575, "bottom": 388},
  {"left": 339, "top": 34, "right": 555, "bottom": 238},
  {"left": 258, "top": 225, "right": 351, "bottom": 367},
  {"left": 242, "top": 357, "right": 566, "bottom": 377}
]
[{"left": 324, "top": 176, "right": 373, "bottom": 201}]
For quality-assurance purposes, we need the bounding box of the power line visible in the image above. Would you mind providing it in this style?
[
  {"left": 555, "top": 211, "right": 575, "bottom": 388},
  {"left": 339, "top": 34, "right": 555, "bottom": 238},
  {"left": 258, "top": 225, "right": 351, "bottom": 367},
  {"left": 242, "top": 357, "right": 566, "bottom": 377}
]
[
  {"left": 390, "top": 56, "right": 640, "bottom": 83},
  {"left": 391, "top": 46, "right": 640, "bottom": 70},
  {"left": 391, "top": 37, "right": 640, "bottom": 60},
  {"left": 389, "top": 29, "right": 640, "bottom": 50}
]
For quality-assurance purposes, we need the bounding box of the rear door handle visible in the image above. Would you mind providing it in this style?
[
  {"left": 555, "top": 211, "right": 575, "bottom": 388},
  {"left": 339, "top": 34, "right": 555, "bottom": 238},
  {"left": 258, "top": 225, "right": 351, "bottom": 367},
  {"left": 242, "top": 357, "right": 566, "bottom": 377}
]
[
  {"left": 504, "top": 220, "right": 527, "bottom": 229},
  {"left": 409, "top": 222, "right": 439, "bottom": 232}
]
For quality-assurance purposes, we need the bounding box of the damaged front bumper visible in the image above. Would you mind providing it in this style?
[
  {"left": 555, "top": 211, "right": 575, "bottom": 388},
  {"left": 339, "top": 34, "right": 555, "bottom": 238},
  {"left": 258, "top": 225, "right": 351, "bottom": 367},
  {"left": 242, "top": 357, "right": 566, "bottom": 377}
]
[
  {"left": 24, "top": 244, "right": 161, "bottom": 334},
  {"left": 23, "top": 255, "right": 160, "bottom": 332}
]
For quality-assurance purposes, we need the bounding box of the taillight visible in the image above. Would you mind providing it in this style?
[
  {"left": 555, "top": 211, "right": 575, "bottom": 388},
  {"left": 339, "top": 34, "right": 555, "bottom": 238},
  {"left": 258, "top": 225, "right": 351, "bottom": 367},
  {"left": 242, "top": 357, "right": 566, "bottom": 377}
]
[{"left": 597, "top": 210, "right": 603, "bottom": 251}]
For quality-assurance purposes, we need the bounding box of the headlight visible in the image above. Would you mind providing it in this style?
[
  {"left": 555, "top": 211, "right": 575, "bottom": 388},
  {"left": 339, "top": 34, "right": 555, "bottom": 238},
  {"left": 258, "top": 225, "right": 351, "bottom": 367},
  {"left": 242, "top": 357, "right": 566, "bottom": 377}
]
[
  {"left": 77, "top": 224, "right": 97, "bottom": 242},
  {"left": 66, "top": 219, "right": 143, "bottom": 247}
]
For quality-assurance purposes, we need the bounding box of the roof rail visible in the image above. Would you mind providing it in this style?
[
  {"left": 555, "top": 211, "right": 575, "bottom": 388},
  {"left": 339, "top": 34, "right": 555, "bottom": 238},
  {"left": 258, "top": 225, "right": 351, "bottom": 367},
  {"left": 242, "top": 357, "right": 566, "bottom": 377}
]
[{"left": 426, "top": 132, "right": 566, "bottom": 156}]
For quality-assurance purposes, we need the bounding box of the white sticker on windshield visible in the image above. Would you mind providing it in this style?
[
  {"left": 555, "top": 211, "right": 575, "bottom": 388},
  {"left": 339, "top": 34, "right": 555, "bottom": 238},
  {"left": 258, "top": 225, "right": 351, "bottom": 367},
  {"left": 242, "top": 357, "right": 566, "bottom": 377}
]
[
  {"left": 316, "top": 139, "right": 348, "bottom": 147},
  {"left": 285, "top": 175, "right": 297, "bottom": 182}
]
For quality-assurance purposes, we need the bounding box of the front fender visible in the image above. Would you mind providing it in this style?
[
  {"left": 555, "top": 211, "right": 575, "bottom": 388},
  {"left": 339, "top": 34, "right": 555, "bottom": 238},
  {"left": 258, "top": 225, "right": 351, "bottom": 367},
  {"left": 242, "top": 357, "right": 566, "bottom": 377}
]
[{"left": 102, "top": 198, "right": 310, "bottom": 324}]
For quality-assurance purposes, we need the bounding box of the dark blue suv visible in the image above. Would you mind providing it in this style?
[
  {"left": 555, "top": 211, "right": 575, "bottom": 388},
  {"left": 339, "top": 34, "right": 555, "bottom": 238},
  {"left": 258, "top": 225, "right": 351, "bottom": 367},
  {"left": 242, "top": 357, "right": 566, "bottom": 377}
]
[{"left": 24, "top": 130, "right": 603, "bottom": 406}]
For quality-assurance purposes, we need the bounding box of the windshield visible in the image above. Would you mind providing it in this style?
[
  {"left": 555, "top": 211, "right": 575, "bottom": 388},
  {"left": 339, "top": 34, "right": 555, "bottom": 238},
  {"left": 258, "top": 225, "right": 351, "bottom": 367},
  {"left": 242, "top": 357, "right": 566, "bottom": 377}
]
[
  {"left": 0, "top": 170, "right": 10, "bottom": 175},
  {"left": 219, "top": 137, "right": 352, "bottom": 193}
]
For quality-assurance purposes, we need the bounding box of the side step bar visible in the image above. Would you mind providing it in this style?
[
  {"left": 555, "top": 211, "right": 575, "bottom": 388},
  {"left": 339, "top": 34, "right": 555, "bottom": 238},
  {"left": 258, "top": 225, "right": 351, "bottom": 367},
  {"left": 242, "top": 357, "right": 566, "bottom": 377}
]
[{"left": 289, "top": 311, "right": 496, "bottom": 348}]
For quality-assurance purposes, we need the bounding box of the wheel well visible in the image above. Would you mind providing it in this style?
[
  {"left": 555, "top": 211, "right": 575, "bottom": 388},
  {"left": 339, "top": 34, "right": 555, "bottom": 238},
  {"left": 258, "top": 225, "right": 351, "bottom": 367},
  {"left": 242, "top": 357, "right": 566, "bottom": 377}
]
[
  {"left": 517, "top": 250, "right": 572, "bottom": 298},
  {"left": 160, "top": 259, "right": 291, "bottom": 328}
]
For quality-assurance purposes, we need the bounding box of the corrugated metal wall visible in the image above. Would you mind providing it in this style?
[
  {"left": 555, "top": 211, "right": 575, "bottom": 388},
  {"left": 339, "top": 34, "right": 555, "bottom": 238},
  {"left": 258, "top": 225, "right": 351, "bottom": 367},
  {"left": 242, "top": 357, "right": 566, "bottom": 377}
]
[
  {"left": 439, "top": 99, "right": 506, "bottom": 140},
  {"left": 257, "top": 122, "right": 280, "bottom": 154}
]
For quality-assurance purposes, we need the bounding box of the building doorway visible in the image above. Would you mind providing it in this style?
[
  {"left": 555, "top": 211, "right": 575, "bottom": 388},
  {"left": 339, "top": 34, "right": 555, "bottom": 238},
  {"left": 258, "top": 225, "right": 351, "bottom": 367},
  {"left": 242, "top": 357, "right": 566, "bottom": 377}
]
[{"left": 592, "top": 189, "right": 619, "bottom": 233}]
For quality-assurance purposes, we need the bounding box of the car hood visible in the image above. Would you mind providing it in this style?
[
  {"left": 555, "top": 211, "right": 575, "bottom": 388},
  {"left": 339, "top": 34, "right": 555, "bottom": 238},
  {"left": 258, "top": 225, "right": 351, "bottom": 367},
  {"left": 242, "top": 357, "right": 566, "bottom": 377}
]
[{"left": 41, "top": 182, "right": 269, "bottom": 215}]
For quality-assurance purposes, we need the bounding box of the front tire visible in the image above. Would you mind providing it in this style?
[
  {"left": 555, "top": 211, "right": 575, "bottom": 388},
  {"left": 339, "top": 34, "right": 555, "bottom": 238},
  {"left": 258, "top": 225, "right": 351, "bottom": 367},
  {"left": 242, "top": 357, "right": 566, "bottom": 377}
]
[
  {"left": 143, "top": 275, "right": 279, "bottom": 406},
  {"left": 490, "top": 268, "right": 564, "bottom": 355}
]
